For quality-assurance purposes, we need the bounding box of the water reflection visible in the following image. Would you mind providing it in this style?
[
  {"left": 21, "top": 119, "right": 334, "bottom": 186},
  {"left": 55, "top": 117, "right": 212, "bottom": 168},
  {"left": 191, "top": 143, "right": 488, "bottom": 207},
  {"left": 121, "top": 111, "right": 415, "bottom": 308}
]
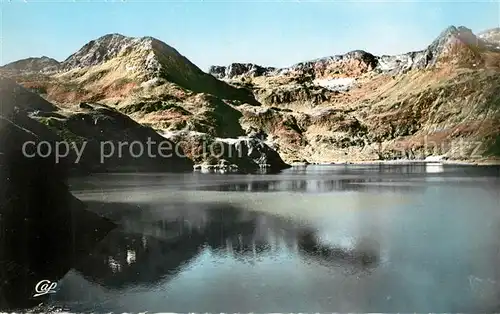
[
  {"left": 192, "top": 178, "right": 424, "bottom": 193},
  {"left": 426, "top": 163, "right": 444, "bottom": 173},
  {"left": 298, "top": 230, "right": 378, "bottom": 270},
  {"left": 69, "top": 164, "right": 500, "bottom": 196},
  {"left": 187, "top": 164, "right": 500, "bottom": 194},
  {"left": 67, "top": 202, "right": 379, "bottom": 292}
]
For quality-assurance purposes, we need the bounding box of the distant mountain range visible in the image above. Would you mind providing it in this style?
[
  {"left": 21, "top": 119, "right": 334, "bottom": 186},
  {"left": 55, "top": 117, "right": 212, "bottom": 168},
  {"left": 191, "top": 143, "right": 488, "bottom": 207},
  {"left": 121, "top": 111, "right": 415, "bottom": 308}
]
[
  {"left": 1, "top": 25, "right": 500, "bottom": 169},
  {"left": 209, "top": 26, "right": 500, "bottom": 79}
]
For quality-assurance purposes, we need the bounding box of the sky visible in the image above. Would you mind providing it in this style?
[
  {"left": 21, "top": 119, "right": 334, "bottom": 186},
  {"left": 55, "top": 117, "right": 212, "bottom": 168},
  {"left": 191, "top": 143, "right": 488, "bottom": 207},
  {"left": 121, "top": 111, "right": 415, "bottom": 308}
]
[{"left": 1, "top": 0, "right": 499, "bottom": 71}]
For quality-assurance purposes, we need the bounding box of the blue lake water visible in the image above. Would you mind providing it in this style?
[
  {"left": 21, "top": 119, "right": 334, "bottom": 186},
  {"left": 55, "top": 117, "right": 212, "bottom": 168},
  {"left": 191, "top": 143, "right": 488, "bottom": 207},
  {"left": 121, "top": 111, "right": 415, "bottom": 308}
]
[{"left": 39, "top": 164, "right": 500, "bottom": 312}]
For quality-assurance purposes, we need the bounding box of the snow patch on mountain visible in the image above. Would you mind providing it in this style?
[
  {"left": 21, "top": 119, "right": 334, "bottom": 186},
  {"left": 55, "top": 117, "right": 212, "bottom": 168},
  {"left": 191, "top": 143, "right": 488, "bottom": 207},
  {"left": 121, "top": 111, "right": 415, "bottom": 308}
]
[
  {"left": 313, "top": 78, "right": 355, "bottom": 92},
  {"left": 161, "top": 130, "right": 207, "bottom": 139}
]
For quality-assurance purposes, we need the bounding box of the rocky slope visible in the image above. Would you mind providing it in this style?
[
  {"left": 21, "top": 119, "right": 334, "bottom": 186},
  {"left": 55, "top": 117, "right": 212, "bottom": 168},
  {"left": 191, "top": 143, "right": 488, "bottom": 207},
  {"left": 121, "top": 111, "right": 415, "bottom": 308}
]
[
  {"left": 0, "top": 76, "right": 194, "bottom": 172},
  {"left": 2, "top": 25, "right": 500, "bottom": 167},
  {"left": 208, "top": 25, "right": 500, "bottom": 163}
]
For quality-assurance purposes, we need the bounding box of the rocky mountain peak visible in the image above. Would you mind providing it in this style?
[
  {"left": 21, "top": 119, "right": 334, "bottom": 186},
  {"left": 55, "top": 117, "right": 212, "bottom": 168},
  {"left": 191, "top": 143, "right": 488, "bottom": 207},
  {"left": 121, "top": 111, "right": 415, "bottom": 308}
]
[
  {"left": 59, "top": 33, "right": 199, "bottom": 79},
  {"left": 61, "top": 33, "right": 149, "bottom": 69},
  {"left": 424, "top": 25, "right": 500, "bottom": 68},
  {"left": 377, "top": 25, "right": 500, "bottom": 73},
  {"left": 428, "top": 25, "right": 476, "bottom": 51},
  {"left": 24, "top": 33, "right": 258, "bottom": 105}
]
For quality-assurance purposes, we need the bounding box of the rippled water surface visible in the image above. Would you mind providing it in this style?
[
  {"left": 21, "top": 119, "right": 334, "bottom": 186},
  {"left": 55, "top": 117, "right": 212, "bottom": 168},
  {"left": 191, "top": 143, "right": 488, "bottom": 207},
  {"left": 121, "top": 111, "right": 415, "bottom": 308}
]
[{"left": 45, "top": 164, "right": 500, "bottom": 312}]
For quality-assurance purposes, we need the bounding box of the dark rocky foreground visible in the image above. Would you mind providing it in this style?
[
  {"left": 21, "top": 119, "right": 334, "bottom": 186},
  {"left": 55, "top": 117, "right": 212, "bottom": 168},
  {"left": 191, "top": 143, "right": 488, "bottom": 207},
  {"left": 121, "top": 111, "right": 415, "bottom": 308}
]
[
  {"left": 0, "top": 75, "right": 196, "bottom": 310},
  {"left": 0, "top": 115, "right": 116, "bottom": 310}
]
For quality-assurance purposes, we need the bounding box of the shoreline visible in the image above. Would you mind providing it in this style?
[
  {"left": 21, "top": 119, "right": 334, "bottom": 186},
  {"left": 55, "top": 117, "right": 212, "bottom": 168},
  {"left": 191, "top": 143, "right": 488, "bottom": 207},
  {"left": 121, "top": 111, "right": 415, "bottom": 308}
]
[
  {"left": 290, "top": 159, "right": 500, "bottom": 167},
  {"left": 66, "top": 158, "right": 500, "bottom": 178}
]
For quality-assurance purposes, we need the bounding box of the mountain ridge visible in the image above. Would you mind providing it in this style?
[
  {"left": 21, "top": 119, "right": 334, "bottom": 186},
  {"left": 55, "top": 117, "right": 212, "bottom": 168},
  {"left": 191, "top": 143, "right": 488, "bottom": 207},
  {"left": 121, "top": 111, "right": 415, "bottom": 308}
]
[
  {"left": 1, "top": 33, "right": 258, "bottom": 106},
  {"left": 209, "top": 25, "right": 500, "bottom": 80},
  {"left": 1, "top": 56, "right": 61, "bottom": 73},
  {"left": 3, "top": 25, "right": 497, "bottom": 76}
]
